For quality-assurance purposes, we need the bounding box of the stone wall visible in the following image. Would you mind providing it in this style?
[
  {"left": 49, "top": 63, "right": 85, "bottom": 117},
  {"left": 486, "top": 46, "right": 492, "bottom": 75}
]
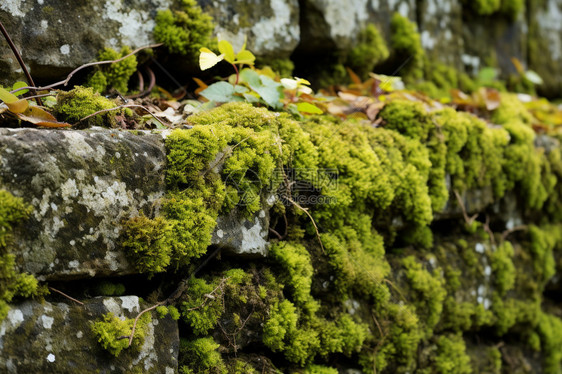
[
  {"left": 2, "top": 98, "right": 562, "bottom": 372},
  {"left": 1, "top": 0, "right": 561, "bottom": 96}
]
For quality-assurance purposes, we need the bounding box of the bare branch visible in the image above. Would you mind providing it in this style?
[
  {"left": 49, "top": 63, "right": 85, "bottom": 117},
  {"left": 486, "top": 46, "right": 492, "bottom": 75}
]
[
  {"left": 75, "top": 103, "right": 171, "bottom": 128},
  {"left": 48, "top": 287, "right": 84, "bottom": 306},
  {"left": 501, "top": 225, "right": 527, "bottom": 242},
  {"left": 453, "top": 190, "right": 478, "bottom": 225},
  {"left": 10, "top": 43, "right": 162, "bottom": 94},
  {"left": 0, "top": 21, "right": 42, "bottom": 106}
]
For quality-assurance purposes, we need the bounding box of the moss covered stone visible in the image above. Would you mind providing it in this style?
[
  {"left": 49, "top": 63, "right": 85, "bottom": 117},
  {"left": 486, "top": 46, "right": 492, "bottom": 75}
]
[{"left": 54, "top": 86, "right": 120, "bottom": 127}]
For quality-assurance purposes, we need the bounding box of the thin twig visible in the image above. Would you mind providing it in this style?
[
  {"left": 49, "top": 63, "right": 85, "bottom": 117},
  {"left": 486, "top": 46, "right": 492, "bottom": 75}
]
[
  {"left": 453, "top": 189, "right": 478, "bottom": 225},
  {"left": 10, "top": 43, "right": 162, "bottom": 94},
  {"left": 48, "top": 286, "right": 84, "bottom": 306},
  {"left": 75, "top": 103, "right": 170, "bottom": 127},
  {"left": 483, "top": 215, "right": 496, "bottom": 247},
  {"left": 0, "top": 21, "right": 42, "bottom": 106},
  {"left": 501, "top": 225, "right": 527, "bottom": 242},
  {"left": 285, "top": 195, "right": 325, "bottom": 254},
  {"left": 269, "top": 227, "right": 283, "bottom": 240},
  {"left": 119, "top": 302, "right": 163, "bottom": 345},
  {"left": 371, "top": 312, "right": 384, "bottom": 338}
]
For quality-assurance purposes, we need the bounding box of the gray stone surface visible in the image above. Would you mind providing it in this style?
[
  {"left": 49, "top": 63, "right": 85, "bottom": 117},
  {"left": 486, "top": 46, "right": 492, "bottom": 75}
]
[
  {"left": 202, "top": 0, "right": 300, "bottom": 57},
  {"left": 0, "top": 128, "right": 274, "bottom": 279},
  {"left": 0, "top": 0, "right": 172, "bottom": 84},
  {"left": 0, "top": 296, "right": 179, "bottom": 373},
  {"left": 211, "top": 204, "right": 271, "bottom": 257},
  {"left": 0, "top": 128, "right": 167, "bottom": 280}
]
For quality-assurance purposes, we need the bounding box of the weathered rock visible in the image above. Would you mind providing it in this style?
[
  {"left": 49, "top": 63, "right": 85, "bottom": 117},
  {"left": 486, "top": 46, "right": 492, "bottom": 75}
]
[
  {"left": 0, "top": 127, "right": 274, "bottom": 279},
  {"left": 418, "top": 0, "right": 463, "bottom": 69},
  {"left": 0, "top": 296, "right": 179, "bottom": 373},
  {"left": 461, "top": 11, "right": 527, "bottom": 77},
  {"left": 0, "top": 0, "right": 172, "bottom": 85},
  {"left": 0, "top": 128, "right": 167, "bottom": 280},
  {"left": 297, "top": 0, "right": 416, "bottom": 53},
  {"left": 202, "top": 0, "right": 300, "bottom": 57},
  {"left": 211, "top": 201, "right": 271, "bottom": 257},
  {"left": 528, "top": 0, "right": 562, "bottom": 98}
]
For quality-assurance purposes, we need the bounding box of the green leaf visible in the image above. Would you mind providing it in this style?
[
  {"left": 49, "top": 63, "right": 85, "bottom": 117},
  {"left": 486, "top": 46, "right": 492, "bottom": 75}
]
[
  {"left": 477, "top": 67, "right": 498, "bottom": 85},
  {"left": 234, "top": 85, "right": 249, "bottom": 94},
  {"left": 200, "top": 82, "right": 237, "bottom": 102},
  {"left": 253, "top": 75, "right": 282, "bottom": 109},
  {"left": 524, "top": 70, "right": 543, "bottom": 85},
  {"left": 12, "top": 81, "right": 29, "bottom": 96},
  {"left": 218, "top": 40, "right": 236, "bottom": 64},
  {"left": 296, "top": 102, "right": 323, "bottom": 114},
  {"left": 0, "top": 86, "right": 19, "bottom": 103},
  {"left": 239, "top": 68, "right": 260, "bottom": 87},
  {"left": 235, "top": 50, "right": 255, "bottom": 66}
]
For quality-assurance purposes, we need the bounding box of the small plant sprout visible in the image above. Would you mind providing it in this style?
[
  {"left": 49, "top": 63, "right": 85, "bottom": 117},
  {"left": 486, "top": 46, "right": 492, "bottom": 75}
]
[{"left": 199, "top": 39, "right": 256, "bottom": 84}]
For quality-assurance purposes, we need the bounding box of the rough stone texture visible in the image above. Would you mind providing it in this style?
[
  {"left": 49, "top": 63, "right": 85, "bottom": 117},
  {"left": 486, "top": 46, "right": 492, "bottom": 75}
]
[
  {"left": 202, "top": 0, "right": 300, "bottom": 57},
  {"left": 0, "top": 0, "right": 172, "bottom": 84},
  {"left": 0, "top": 296, "right": 179, "bottom": 373},
  {"left": 418, "top": 0, "right": 463, "bottom": 69},
  {"left": 211, "top": 202, "right": 271, "bottom": 257},
  {"left": 528, "top": 0, "right": 562, "bottom": 98},
  {"left": 1, "top": 0, "right": 562, "bottom": 96},
  {"left": 0, "top": 128, "right": 167, "bottom": 280},
  {"left": 297, "top": 0, "right": 415, "bottom": 53},
  {"left": 0, "top": 128, "right": 275, "bottom": 279}
]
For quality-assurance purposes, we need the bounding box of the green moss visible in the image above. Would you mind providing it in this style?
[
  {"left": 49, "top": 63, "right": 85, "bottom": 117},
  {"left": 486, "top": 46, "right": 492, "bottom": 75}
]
[
  {"left": 270, "top": 241, "right": 319, "bottom": 314},
  {"left": 347, "top": 24, "right": 389, "bottom": 79},
  {"left": 154, "top": 0, "right": 215, "bottom": 61},
  {"left": 467, "top": 0, "right": 501, "bottom": 15},
  {"left": 91, "top": 311, "right": 151, "bottom": 357},
  {"left": 86, "top": 46, "right": 138, "bottom": 94},
  {"left": 303, "top": 365, "right": 338, "bottom": 374},
  {"left": 492, "top": 93, "right": 534, "bottom": 125},
  {"left": 180, "top": 337, "right": 227, "bottom": 374},
  {"left": 94, "top": 281, "right": 126, "bottom": 296},
  {"left": 121, "top": 214, "right": 173, "bottom": 274},
  {"left": 536, "top": 312, "right": 562, "bottom": 374},
  {"left": 390, "top": 13, "right": 424, "bottom": 80},
  {"left": 528, "top": 225, "right": 559, "bottom": 286},
  {"left": 55, "top": 86, "right": 120, "bottom": 127},
  {"left": 402, "top": 256, "right": 446, "bottom": 337},
  {"left": 490, "top": 241, "right": 516, "bottom": 295},
  {"left": 0, "top": 190, "right": 39, "bottom": 321},
  {"left": 432, "top": 334, "right": 472, "bottom": 374}
]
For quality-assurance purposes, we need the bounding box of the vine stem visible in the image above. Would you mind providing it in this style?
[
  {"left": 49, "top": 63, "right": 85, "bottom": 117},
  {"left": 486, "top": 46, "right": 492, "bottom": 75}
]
[{"left": 0, "top": 20, "right": 42, "bottom": 106}]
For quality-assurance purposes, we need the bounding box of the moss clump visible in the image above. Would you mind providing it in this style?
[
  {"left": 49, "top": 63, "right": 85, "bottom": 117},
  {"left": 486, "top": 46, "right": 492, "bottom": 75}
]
[
  {"left": 180, "top": 337, "right": 227, "bottom": 374},
  {"left": 492, "top": 93, "right": 534, "bottom": 125},
  {"left": 490, "top": 241, "right": 516, "bottom": 295},
  {"left": 0, "top": 190, "right": 39, "bottom": 321},
  {"left": 180, "top": 269, "right": 247, "bottom": 335},
  {"left": 154, "top": 0, "right": 215, "bottom": 61},
  {"left": 536, "top": 312, "right": 562, "bottom": 374},
  {"left": 86, "top": 46, "right": 138, "bottom": 94},
  {"left": 304, "top": 365, "right": 338, "bottom": 374},
  {"left": 156, "top": 305, "right": 180, "bottom": 320},
  {"left": 431, "top": 334, "right": 472, "bottom": 374},
  {"left": 54, "top": 86, "right": 120, "bottom": 127},
  {"left": 121, "top": 214, "right": 173, "bottom": 274},
  {"left": 402, "top": 256, "right": 446, "bottom": 337},
  {"left": 347, "top": 24, "right": 389, "bottom": 79},
  {"left": 90, "top": 312, "right": 151, "bottom": 357},
  {"left": 270, "top": 241, "right": 318, "bottom": 314},
  {"left": 93, "top": 281, "right": 126, "bottom": 296},
  {"left": 390, "top": 13, "right": 424, "bottom": 80}
]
